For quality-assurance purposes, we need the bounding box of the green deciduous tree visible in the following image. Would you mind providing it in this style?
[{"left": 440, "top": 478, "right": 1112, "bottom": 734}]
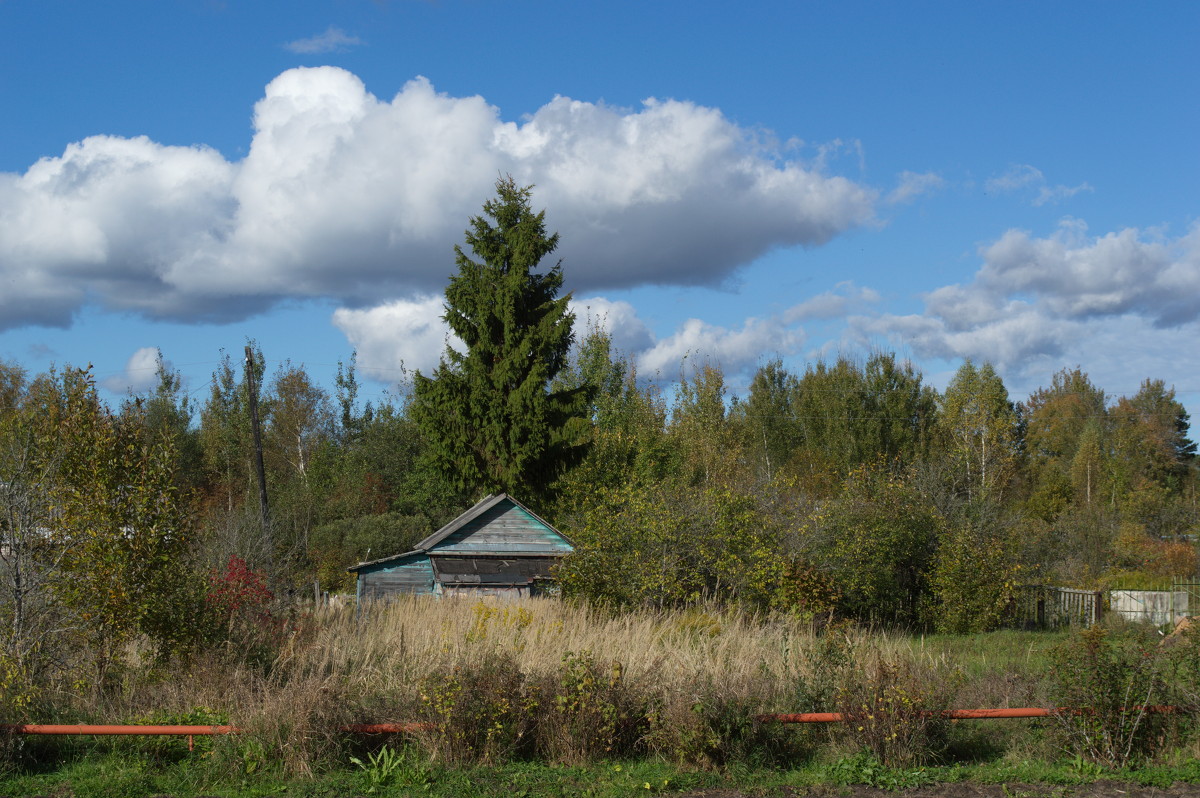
[
  {"left": 412, "top": 177, "right": 590, "bottom": 504},
  {"left": 199, "top": 347, "right": 263, "bottom": 514},
  {"left": 670, "top": 362, "right": 741, "bottom": 488},
  {"left": 3, "top": 367, "right": 202, "bottom": 679},
  {"left": 119, "top": 352, "right": 204, "bottom": 496},
  {"left": 929, "top": 503, "right": 1023, "bottom": 633},
  {"left": 862, "top": 352, "right": 939, "bottom": 466},
  {"left": 791, "top": 357, "right": 869, "bottom": 481},
  {"left": 551, "top": 362, "right": 673, "bottom": 518},
  {"left": 732, "top": 359, "right": 799, "bottom": 483},
  {"left": 195, "top": 344, "right": 286, "bottom": 584},
  {"left": 558, "top": 481, "right": 788, "bottom": 610},
  {"left": 1108, "top": 379, "right": 1197, "bottom": 539},
  {"left": 784, "top": 353, "right": 937, "bottom": 490},
  {"left": 939, "top": 360, "right": 1020, "bottom": 501},
  {"left": 1110, "top": 379, "right": 1195, "bottom": 494},
  {"left": 801, "top": 465, "right": 940, "bottom": 626},
  {"left": 1023, "top": 368, "right": 1109, "bottom": 518},
  {"left": 0, "top": 360, "right": 60, "bottom": 683}
]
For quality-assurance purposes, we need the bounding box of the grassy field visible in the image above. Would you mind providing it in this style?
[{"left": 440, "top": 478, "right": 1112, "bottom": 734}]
[{"left": 2, "top": 597, "right": 1198, "bottom": 796}]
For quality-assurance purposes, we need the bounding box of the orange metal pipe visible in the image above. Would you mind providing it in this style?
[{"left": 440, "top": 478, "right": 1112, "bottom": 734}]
[
  {"left": 3, "top": 708, "right": 1181, "bottom": 737},
  {"left": 1, "top": 724, "right": 239, "bottom": 736},
  {"left": 0, "top": 722, "right": 431, "bottom": 737},
  {"left": 756, "top": 706, "right": 1182, "bottom": 723},
  {"left": 942, "top": 708, "right": 1055, "bottom": 719},
  {"left": 755, "top": 709, "right": 1054, "bottom": 724}
]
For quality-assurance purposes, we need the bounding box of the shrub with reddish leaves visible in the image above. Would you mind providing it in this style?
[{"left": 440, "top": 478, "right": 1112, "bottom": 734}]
[{"left": 207, "top": 555, "right": 273, "bottom": 627}]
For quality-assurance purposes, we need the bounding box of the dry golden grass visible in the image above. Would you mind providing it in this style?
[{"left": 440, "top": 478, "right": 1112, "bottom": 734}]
[
  {"left": 40, "top": 597, "right": 1062, "bottom": 774},
  {"left": 302, "top": 598, "right": 806, "bottom": 696},
  {"left": 283, "top": 597, "right": 933, "bottom": 717}
]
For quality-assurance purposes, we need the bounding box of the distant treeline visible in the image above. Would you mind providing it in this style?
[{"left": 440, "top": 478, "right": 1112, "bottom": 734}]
[{"left": 1, "top": 341, "right": 1194, "bottom": 642}]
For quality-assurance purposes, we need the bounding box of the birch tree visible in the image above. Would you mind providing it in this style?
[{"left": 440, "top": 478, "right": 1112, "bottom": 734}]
[{"left": 939, "top": 360, "right": 1020, "bottom": 501}]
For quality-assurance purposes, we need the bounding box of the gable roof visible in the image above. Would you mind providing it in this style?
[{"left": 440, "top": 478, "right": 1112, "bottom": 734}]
[
  {"left": 415, "top": 493, "right": 569, "bottom": 550},
  {"left": 347, "top": 493, "right": 571, "bottom": 573}
]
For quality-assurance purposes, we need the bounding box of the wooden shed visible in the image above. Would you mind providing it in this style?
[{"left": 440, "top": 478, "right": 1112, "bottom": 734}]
[{"left": 348, "top": 493, "right": 573, "bottom": 602}]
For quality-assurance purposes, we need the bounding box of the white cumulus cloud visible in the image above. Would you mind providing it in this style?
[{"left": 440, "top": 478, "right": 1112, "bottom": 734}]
[
  {"left": 0, "top": 67, "right": 877, "bottom": 332},
  {"left": 568, "top": 297, "right": 655, "bottom": 355},
  {"left": 0, "top": 135, "right": 235, "bottom": 326},
  {"left": 100, "top": 346, "right": 166, "bottom": 394},
  {"left": 333, "top": 291, "right": 821, "bottom": 392},
  {"left": 332, "top": 295, "right": 449, "bottom": 381},
  {"left": 861, "top": 219, "right": 1200, "bottom": 388},
  {"left": 637, "top": 316, "right": 805, "bottom": 380}
]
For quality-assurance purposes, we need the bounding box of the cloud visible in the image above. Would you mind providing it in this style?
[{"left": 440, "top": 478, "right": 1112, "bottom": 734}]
[
  {"left": 783, "top": 283, "right": 880, "bottom": 323},
  {"left": 0, "top": 136, "right": 235, "bottom": 327},
  {"left": 985, "top": 163, "right": 1093, "bottom": 206},
  {"left": 975, "top": 220, "right": 1198, "bottom": 324},
  {"left": 986, "top": 164, "right": 1044, "bottom": 193},
  {"left": 568, "top": 297, "right": 655, "bottom": 355},
  {"left": 331, "top": 295, "right": 448, "bottom": 380},
  {"left": 331, "top": 293, "right": 658, "bottom": 382},
  {"left": 862, "top": 219, "right": 1200, "bottom": 386},
  {"left": 284, "top": 26, "right": 364, "bottom": 54},
  {"left": 637, "top": 315, "right": 805, "bottom": 380},
  {"left": 100, "top": 346, "right": 164, "bottom": 394},
  {"left": 886, "top": 171, "right": 944, "bottom": 205},
  {"left": 330, "top": 294, "right": 657, "bottom": 383},
  {"left": 0, "top": 67, "right": 876, "bottom": 331},
  {"left": 27, "top": 343, "right": 57, "bottom": 360},
  {"left": 1033, "top": 182, "right": 1094, "bottom": 206},
  {"left": 333, "top": 291, "right": 816, "bottom": 390}
]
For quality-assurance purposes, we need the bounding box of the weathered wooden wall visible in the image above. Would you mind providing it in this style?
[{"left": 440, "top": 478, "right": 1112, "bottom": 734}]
[{"left": 357, "top": 552, "right": 435, "bottom": 600}]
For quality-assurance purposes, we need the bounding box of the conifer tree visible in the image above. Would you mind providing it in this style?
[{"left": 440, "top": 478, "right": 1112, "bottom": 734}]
[{"left": 411, "top": 177, "right": 588, "bottom": 502}]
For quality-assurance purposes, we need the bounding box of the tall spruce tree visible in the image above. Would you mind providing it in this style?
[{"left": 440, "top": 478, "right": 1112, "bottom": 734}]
[{"left": 411, "top": 177, "right": 588, "bottom": 503}]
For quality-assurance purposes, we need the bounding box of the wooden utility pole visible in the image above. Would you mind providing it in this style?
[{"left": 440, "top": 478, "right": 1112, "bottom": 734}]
[{"left": 244, "top": 346, "right": 274, "bottom": 573}]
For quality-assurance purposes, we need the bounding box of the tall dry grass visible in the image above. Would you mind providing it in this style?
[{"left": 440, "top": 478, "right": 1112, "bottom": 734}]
[
  {"left": 224, "top": 598, "right": 966, "bottom": 769},
  {"left": 24, "top": 597, "right": 1058, "bottom": 775}
]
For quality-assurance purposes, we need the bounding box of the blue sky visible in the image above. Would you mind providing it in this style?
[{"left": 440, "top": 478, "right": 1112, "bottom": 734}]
[{"left": 1, "top": 0, "right": 1197, "bottom": 418}]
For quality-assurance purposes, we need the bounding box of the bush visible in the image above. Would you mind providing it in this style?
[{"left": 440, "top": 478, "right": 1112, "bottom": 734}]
[
  {"left": 804, "top": 467, "right": 940, "bottom": 626},
  {"left": 835, "top": 650, "right": 957, "bottom": 767},
  {"left": 530, "top": 651, "right": 644, "bottom": 764},
  {"left": 415, "top": 650, "right": 530, "bottom": 765},
  {"left": 1049, "top": 625, "right": 1171, "bottom": 767},
  {"left": 792, "top": 621, "right": 856, "bottom": 713},
  {"left": 928, "top": 509, "right": 1022, "bottom": 633},
  {"left": 309, "top": 513, "right": 429, "bottom": 592},
  {"left": 130, "top": 705, "right": 228, "bottom": 764},
  {"left": 644, "top": 673, "right": 808, "bottom": 770}
]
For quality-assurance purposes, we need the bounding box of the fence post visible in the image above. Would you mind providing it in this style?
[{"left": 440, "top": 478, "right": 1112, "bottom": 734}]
[
  {"left": 1037, "top": 596, "right": 1045, "bottom": 628},
  {"left": 1093, "top": 591, "right": 1103, "bottom": 625}
]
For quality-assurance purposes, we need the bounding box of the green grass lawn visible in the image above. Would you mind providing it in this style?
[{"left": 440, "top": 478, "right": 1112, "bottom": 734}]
[
  {"left": 7, "top": 748, "right": 1200, "bottom": 796},
  {"left": 5, "top": 739, "right": 1200, "bottom": 798}
]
